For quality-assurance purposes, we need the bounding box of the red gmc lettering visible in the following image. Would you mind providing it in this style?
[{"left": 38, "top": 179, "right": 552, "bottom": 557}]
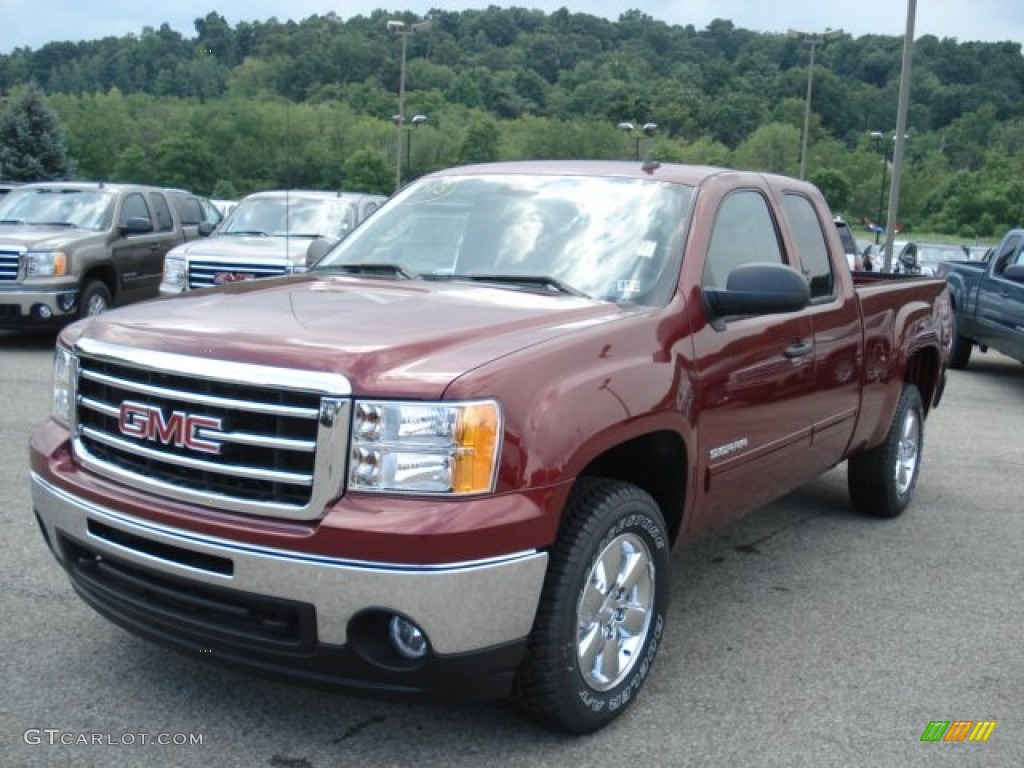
[{"left": 118, "top": 402, "right": 223, "bottom": 455}]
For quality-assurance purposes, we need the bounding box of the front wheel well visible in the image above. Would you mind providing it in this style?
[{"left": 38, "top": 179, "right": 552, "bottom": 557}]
[
  {"left": 80, "top": 266, "right": 117, "bottom": 302},
  {"left": 577, "top": 430, "right": 686, "bottom": 545}
]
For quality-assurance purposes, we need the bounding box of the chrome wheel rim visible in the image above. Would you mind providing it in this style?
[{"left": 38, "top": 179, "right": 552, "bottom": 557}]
[
  {"left": 576, "top": 532, "right": 655, "bottom": 691},
  {"left": 85, "top": 294, "right": 108, "bottom": 316},
  {"left": 894, "top": 407, "right": 921, "bottom": 496}
]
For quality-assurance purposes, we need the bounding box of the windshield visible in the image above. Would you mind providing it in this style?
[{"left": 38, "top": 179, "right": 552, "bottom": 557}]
[
  {"left": 0, "top": 187, "right": 115, "bottom": 230},
  {"left": 219, "top": 195, "right": 357, "bottom": 238},
  {"left": 917, "top": 244, "right": 967, "bottom": 263},
  {"left": 314, "top": 173, "right": 692, "bottom": 305}
]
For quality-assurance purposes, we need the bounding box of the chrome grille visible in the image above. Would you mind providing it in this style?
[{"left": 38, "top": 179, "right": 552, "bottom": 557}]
[
  {"left": 188, "top": 260, "right": 289, "bottom": 289},
  {"left": 71, "top": 338, "right": 351, "bottom": 521},
  {"left": 0, "top": 247, "right": 23, "bottom": 282}
]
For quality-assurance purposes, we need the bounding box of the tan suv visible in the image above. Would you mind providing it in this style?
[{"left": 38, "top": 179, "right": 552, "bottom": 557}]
[{"left": 0, "top": 181, "right": 195, "bottom": 328}]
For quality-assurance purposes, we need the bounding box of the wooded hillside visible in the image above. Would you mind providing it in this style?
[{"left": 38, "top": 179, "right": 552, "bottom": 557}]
[{"left": 2, "top": 8, "right": 1022, "bottom": 237}]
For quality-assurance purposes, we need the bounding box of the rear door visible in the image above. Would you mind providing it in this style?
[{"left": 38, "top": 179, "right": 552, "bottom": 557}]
[{"left": 781, "top": 192, "right": 862, "bottom": 469}]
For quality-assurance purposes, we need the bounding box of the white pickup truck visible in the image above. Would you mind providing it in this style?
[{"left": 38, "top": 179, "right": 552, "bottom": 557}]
[{"left": 159, "top": 189, "right": 385, "bottom": 293}]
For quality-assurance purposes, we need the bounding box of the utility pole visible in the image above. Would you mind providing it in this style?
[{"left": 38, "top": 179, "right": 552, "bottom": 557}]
[{"left": 789, "top": 27, "right": 843, "bottom": 180}]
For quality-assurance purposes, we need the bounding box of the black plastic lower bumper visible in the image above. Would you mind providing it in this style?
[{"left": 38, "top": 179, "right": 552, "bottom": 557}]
[{"left": 58, "top": 532, "right": 527, "bottom": 703}]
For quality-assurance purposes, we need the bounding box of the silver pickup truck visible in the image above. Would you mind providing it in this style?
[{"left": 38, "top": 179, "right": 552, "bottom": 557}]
[{"left": 159, "top": 190, "right": 385, "bottom": 293}]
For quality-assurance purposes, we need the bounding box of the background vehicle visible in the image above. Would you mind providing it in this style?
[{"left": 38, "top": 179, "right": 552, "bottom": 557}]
[
  {"left": 896, "top": 241, "right": 970, "bottom": 276},
  {"left": 0, "top": 181, "right": 198, "bottom": 327},
  {"left": 936, "top": 228, "right": 1024, "bottom": 368},
  {"left": 164, "top": 189, "right": 224, "bottom": 240},
  {"left": 833, "top": 217, "right": 862, "bottom": 270},
  {"left": 31, "top": 162, "right": 950, "bottom": 734},
  {"left": 159, "top": 189, "right": 385, "bottom": 293}
]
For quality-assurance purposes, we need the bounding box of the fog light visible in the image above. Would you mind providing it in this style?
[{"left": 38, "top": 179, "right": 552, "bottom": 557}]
[
  {"left": 388, "top": 615, "right": 429, "bottom": 660},
  {"left": 33, "top": 304, "right": 53, "bottom": 320},
  {"left": 57, "top": 292, "right": 78, "bottom": 312}
]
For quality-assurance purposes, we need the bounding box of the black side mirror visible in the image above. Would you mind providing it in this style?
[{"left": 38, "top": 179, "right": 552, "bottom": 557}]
[
  {"left": 306, "top": 237, "right": 336, "bottom": 268},
  {"left": 703, "top": 263, "right": 810, "bottom": 330},
  {"left": 1003, "top": 264, "right": 1024, "bottom": 282},
  {"left": 120, "top": 217, "right": 153, "bottom": 236},
  {"left": 198, "top": 221, "right": 215, "bottom": 237}
]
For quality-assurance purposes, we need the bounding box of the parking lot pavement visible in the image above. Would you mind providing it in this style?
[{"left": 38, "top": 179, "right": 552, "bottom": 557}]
[{"left": 2, "top": 331, "right": 1021, "bottom": 767}]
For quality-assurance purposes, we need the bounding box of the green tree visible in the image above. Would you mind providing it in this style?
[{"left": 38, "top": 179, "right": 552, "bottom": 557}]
[
  {"left": 152, "top": 132, "right": 221, "bottom": 192},
  {"left": 809, "top": 167, "right": 853, "bottom": 214},
  {"left": 458, "top": 118, "right": 500, "bottom": 164},
  {"left": 343, "top": 148, "right": 392, "bottom": 195},
  {"left": 0, "top": 84, "right": 71, "bottom": 180},
  {"left": 112, "top": 145, "right": 154, "bottom": 183}
]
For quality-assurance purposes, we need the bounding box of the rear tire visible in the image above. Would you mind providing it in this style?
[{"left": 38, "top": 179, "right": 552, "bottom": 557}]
[
  {"left": 848, "top": 384, "right": 924, "bottom": 518},
  {"left": 510, "top": 478, "right": 669, "bottom": 734}
]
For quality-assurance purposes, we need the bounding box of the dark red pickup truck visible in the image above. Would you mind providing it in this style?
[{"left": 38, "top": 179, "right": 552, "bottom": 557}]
[{"left": 29, "top": 161, "right": 951, "bottom": 733}]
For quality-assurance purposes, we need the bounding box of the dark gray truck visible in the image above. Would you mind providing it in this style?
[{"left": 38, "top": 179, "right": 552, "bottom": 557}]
[
  {"left": 935, "top": 228, "right": 1024, "bottom": 368},
  {"left": 0, "top": 181, "right": 201, "bottom": 329}
]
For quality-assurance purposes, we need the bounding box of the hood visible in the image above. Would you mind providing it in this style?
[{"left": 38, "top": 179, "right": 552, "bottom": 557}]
[
  {"left": 0, "top": 224, "right": 98, "bottom": 250},
  {"left": 173, "top": 234, "right": 320, "bottom": 264},
  {"left": 69, "top": 275, "right": 627, "bottom": 398}
]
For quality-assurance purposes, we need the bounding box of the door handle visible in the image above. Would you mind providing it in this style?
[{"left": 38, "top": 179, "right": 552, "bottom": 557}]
[{"left": 785, "top": 340, "right": 814, "bottom": 359}]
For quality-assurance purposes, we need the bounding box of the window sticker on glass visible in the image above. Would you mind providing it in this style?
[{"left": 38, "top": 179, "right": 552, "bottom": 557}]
[
  {"left": 618, "top": 279, "right": 642, "bottom": 294},
  {"left": 637, "top": 240, "right": 657, "bottom": 259}
]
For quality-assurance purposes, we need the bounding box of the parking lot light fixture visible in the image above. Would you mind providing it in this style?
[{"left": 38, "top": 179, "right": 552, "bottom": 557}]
[{"left": 617, "top": 121, "right": 657, "bottom": 161}]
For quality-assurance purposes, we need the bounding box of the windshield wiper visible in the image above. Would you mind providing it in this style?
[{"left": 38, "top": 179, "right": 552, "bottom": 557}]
[
  {"left": 31, "top": 221, "right": 76, "bottom": 228},
  {"left": 318, "top": 263, "right": 420, "bottom": 280},
  {"left": 452, "top": 273, "right": 589, "bottom": 297},
  {"left": 0, "top": 219, "right": 24, "bottom": 225},
  {"left": 223, "top": 229, "right": 269, "bottom": 236}
]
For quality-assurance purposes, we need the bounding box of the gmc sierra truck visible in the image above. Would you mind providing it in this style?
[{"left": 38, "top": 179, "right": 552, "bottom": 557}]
[
  {"left": 0, "top": 181, "right": 203, "bottom": 328},
  {"left": 158, "top": 189, "right": 385, "bottom": 293},
  {"left": 30, "top": 161, "right": 951, "bottom": 733},
  {"left": 934, "top": 228, "right": 1024, "bottom": 368}
]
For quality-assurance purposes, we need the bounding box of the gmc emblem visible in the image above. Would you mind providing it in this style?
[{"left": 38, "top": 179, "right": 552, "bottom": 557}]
[
  {"left": 118, "top": 401, "right": 223, "bottom": 455},
  {"left": 214, "top": 272, "right": 255, "bottom": 284}
]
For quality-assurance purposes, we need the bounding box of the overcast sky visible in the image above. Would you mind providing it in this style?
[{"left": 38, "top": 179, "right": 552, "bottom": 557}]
[{"left": 3, "top": 0, "right": 1023, "bottom": 54}]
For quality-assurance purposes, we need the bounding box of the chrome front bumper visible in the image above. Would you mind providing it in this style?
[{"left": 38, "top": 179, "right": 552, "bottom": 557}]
[{"left": 32, "top": 473, "right": 548, "bottom": 655}]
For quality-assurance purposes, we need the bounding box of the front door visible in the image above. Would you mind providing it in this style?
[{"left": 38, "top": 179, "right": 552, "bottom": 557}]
[{"left": 689, "top": 188, "right": 819, "bottom": 533}]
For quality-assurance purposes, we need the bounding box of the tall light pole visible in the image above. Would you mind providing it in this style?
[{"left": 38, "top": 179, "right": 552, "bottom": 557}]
[
  {"left": 405, "top": 114, "right": 427, "bottom": 185},
  {"left": 789, "top": 27, "right": 842, "bottom": 180},
  {"left": 387, "top": 18, "right": 431, "bottom": 193},
  {"left": 870, "top": 131, "right": 889, "bottom": 245}
]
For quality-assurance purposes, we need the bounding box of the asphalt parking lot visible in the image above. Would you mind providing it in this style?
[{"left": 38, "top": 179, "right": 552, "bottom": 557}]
[{"left": 1, "top": 329, "right": 1021, "bottom": 768}]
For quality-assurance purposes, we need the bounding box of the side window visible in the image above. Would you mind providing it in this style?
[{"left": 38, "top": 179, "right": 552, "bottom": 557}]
[
  {"left": 703, "top": 190, "right": 783, "bottom": 289},
  {"left": 783, "top": 193, "right": 834, "bottom": 300},
  {"left": 120, "top": 193, "right": 151, "bottom": 228},
  {"left": 177, "top": 197, "right": 203, "bottom": 226},
  {"left": 149, "top": 193, "right": 174, "bottom": 232},
  {"left": 993, "top": 236, "right": 1020, "bottom": 274}
]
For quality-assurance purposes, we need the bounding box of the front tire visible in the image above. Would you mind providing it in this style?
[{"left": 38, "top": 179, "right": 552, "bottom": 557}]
[
  {"left": 78, "top": 280, "right": 112, "bottom": 319},
  {"left": 948, "top": 316, "right": 972, "bottom": 370},
  {"left": 510, "top": 478, "right": 669, "bottom": 734},
  {"left": 848, "top": 384, "right": 924, "bottom": 517}
]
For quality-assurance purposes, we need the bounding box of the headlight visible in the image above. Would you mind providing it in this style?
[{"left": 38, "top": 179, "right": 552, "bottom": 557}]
[
  {"left": 27, "top": 250, "right": 68, "bottom": 277},
  {"left": 349, "top": 399, "right": 502, "bottom": 495},
  {"left": 162, "top": 255, "right": 186, "bottom": 285},
  {"left": 52, "top": 345, "right": 77, "bottom": 428}
]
